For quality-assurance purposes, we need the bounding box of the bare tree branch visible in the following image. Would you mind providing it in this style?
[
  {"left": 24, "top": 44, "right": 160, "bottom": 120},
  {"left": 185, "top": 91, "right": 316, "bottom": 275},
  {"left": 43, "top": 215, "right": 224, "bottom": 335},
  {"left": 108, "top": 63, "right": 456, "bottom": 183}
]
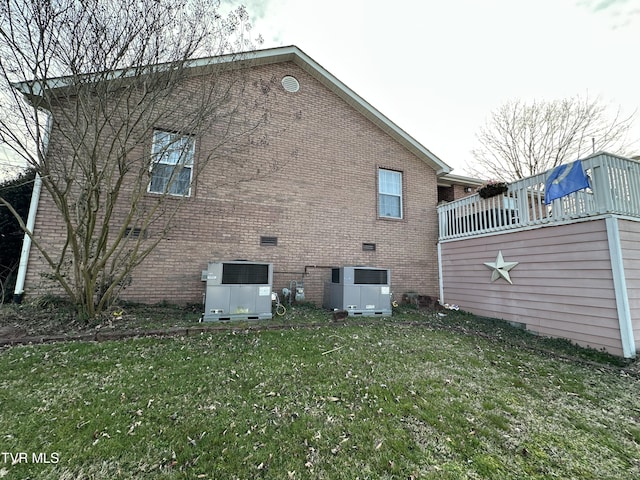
[
  {"left": 0, "top": 0, "right": 281, "bottom": 319},
  {"left": 467, "top": 96, "right": 637, "bottom": 181}
]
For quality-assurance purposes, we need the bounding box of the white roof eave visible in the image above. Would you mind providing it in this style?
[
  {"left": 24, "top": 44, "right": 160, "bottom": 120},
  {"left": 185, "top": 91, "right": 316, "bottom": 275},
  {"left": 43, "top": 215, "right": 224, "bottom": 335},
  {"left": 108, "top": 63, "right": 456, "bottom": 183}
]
[
  {"left": 283, "top": 47, "right": 451, "bottom": 175},
  {"left": 13, "top": 45, "right": 452, "bottom": 174}
]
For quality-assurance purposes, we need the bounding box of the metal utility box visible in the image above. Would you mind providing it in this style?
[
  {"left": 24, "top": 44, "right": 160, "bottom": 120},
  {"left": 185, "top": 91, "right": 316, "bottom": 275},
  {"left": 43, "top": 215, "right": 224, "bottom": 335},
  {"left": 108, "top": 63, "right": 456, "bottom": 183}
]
[
  {"left": 202, "top": 261, "right": 273, "bottom": 321},
  {"left": 323, "top": 266, "right": 392, "bottom": 316}
]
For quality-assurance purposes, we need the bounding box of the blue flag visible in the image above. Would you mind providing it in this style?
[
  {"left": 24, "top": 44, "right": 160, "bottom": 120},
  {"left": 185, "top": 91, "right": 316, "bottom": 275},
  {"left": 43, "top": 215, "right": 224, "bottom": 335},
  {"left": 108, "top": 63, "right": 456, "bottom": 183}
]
[{"left": 544, "top": 160, "right": 590, "bottom": 204}]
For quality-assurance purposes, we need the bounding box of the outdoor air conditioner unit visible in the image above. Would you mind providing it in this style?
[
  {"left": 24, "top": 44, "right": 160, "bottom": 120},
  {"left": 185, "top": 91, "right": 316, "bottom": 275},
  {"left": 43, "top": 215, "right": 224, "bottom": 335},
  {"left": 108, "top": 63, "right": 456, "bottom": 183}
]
[
  {"left": 201, "top": 261, "right": 273, "bottom": 321},
  {"left": 323, "top": 266, "right": 392, "bottom": 317}
]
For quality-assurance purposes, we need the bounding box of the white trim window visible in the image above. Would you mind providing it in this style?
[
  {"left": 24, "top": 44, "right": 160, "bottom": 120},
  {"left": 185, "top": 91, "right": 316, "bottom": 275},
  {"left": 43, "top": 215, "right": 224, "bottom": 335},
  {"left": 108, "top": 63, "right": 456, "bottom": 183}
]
[
  {"left": 149, "top": 130, "right": 195, "bottom": 196},
  {"left": 378, "top": 168, "right": 403, "bottom": 219}
]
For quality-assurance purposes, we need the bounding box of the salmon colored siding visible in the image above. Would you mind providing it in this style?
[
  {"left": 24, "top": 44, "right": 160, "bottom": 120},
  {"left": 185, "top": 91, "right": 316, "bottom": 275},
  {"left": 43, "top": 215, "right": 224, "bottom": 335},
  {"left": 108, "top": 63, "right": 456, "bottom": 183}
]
[
  {"left": 24, "top": 61, "right": 441, "bottom": 306},
  {"left": 440, "top": 219, "right": 627, "bottom": 356}
]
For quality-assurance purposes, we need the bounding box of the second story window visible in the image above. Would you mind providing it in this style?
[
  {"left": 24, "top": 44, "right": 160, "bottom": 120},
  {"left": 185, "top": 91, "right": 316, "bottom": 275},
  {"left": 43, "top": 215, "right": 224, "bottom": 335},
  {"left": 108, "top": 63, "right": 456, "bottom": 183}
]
[
  {"left": 378, "top": 168, "right": 403, "bottom": 219},
  {"left": 149, "top": 130, "right": 195, "bottom": 196}
]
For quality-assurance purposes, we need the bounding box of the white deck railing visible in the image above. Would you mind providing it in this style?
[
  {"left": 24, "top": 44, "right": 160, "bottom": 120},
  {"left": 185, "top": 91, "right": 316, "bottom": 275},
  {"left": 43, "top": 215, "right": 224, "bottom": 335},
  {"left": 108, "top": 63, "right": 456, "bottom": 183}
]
[{"left": 438, "top": 153, "right": 640, "bottom": 240}]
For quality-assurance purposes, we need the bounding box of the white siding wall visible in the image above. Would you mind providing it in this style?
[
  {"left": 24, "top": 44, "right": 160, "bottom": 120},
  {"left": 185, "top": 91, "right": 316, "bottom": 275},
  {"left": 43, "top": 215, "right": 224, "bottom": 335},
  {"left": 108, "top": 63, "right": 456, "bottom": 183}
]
[{"left": 440, "top": 219, "right": 627, "bottom": 356}]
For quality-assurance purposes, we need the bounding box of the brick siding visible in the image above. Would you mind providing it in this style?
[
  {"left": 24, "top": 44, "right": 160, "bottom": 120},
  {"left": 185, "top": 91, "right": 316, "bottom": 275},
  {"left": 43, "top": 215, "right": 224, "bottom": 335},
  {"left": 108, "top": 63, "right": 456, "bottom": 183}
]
[{"left": 24, "top": 61, "right": 441, "bottom": 306}]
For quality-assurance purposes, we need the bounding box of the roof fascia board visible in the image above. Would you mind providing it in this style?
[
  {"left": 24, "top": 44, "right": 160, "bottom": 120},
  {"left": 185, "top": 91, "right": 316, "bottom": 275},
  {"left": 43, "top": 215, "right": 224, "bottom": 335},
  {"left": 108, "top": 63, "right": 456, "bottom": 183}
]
[
  {"left": 11, "top": 50, "right": 255, "bottom": 99},
  {"left": 12, "top": 45, "right": 452, "bottom": 174},
  {"left": 437, "top": 173, "right": 485, "bottom": 187},
  {"left": 281, "top": 47, "right": 451, "bottom": 175}
]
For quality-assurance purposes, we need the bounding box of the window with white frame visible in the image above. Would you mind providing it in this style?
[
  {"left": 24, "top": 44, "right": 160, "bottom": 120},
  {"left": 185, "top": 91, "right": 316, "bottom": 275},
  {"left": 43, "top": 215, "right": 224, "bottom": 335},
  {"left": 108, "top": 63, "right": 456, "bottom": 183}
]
[
  {"left": 148, "top": 130, "right": 195, "bottom": 196},
  {"left": 378, "top": 168, "right": 403, "bottom": 218}
]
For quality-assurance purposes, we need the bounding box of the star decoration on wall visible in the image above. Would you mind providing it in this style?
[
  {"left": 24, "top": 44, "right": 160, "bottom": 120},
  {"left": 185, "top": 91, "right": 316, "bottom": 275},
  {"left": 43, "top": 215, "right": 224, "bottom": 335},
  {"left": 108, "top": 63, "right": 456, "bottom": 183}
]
[{"left": 484, "top": 251, "right": 519, "bottom": 284}]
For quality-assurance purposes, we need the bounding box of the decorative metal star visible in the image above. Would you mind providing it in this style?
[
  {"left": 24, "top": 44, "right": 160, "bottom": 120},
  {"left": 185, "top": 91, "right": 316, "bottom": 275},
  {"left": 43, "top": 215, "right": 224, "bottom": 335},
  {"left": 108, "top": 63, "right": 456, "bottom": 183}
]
[{"left": 484, "top": 251, "right": 519, "bottom": 284}]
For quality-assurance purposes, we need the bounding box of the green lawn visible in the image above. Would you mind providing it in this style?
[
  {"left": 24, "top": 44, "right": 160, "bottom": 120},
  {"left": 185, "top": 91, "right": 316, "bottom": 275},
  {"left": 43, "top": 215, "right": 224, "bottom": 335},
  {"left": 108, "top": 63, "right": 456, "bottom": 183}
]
[{"left": 1, "top": 309, "right": 639, "bottom": 479}]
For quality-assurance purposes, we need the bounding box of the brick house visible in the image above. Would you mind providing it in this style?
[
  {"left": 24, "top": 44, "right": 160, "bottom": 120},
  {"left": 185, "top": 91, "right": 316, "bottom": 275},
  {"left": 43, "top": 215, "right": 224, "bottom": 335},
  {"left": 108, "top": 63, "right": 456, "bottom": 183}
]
[{"left": 17, "top": 46, "right": 477, "bottom": 307}]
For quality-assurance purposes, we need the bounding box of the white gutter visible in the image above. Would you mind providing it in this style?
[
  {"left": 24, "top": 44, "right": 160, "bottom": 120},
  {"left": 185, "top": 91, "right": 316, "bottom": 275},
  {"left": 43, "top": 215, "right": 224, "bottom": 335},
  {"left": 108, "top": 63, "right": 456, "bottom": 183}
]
[
  {"left": 13, "top": 172, "right": 41, "bottom": 301},
  {"left": 13, "top": 115, "right": 50, "bottom": 302}
]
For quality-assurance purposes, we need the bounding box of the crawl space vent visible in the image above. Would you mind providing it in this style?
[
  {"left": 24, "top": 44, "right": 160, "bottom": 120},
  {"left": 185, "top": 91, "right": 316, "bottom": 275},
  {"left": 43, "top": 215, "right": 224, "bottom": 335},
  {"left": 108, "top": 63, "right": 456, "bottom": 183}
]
[
  {"left": 281, "top": 75, "right": 300, "bottom": 93},
  {"left": 260, "top": 236, "right": 278, "bottom": 246},
  {"left": 125, "top": 227, "right": 145, "bottom": 238}
]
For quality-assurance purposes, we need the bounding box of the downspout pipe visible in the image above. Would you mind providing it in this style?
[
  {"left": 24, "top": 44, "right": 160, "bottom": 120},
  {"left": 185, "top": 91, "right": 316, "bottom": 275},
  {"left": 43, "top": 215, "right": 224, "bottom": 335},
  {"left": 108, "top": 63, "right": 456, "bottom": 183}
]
[
  {"left": 13, "top": 172, "right": 42, "bottom": 303},
  {"left": 13, "top": 115, "right": 51, "bottom": 303}
]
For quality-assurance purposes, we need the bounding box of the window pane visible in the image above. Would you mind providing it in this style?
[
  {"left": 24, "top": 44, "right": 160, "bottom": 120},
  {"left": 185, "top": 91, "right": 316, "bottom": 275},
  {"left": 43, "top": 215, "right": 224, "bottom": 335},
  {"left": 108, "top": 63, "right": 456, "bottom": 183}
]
[
  {"left": 149, "top": 163, "right": 172, "bottom": 193},
  {"left": 378, "top": 169, "right": 402, "bottom": 218},
  {"left": 152, "top": 130, "right": 170, "bottom": 152},
  {"left": 168, "top": 166, "right": 192, "bottom": 195},
  {"left": 153, "top": 131, "right": 194, "bottom": 166},
  {"left": 150, "top": 130, "right": 194, "bottom": 196},
  {"left": 171, "top": 136, "right": 194, "bottom": 166},
  {"left": 379, "top": 169, "right": 401, "bottom": 195},
  {"left": 379, "top": 194, "right": 401, "bottom": 218},
  {"left": 149, "top": 164, "right": 192, "bottom": 195}
]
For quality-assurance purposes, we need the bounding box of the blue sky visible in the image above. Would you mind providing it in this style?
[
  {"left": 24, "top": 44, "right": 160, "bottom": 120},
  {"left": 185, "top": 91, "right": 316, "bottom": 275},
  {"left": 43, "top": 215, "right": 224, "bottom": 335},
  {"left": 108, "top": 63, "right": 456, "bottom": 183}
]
[{"left": 247, "top": 0, "right": 640, "bottom": 175}]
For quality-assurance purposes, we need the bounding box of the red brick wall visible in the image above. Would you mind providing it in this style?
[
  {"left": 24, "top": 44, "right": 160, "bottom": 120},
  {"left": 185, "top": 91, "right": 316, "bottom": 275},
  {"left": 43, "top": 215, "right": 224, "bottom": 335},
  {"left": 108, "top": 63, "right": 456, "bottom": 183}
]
[
  {"left": 452, "top": 184, "right": 476, "bottom": 200},
  {"left": 439, "top": 184, "right": 477, "bottom": 202},
  {"left": 24, "top": 61, "right": 441, "bottom": 306}
]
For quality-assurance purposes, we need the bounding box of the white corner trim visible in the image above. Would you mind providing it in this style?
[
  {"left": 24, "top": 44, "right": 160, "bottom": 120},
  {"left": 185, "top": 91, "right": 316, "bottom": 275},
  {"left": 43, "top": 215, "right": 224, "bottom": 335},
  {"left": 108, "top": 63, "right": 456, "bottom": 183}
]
[
  {"left": 437, "top": 242, "right": 444, "bottom": 304},
  {"left": 605, "top": 216, "right": 636, "bottom": 358}
]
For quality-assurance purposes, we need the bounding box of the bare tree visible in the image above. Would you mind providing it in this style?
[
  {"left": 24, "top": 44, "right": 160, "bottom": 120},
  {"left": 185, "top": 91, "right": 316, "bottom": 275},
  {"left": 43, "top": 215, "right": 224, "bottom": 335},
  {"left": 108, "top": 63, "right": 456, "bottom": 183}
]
[
  {"left": 0, "top": 0, "right": 278, "bottom": 318},
  {"left": 467, "top": 96, "right": 637, "bottom": 181}
]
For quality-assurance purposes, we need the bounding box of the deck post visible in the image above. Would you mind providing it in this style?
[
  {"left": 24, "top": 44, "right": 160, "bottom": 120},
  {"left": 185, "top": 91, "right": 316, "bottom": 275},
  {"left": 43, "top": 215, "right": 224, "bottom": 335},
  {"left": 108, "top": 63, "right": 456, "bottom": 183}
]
[{"left": 592, "top": 165, "right": 612, "bottom": 213}]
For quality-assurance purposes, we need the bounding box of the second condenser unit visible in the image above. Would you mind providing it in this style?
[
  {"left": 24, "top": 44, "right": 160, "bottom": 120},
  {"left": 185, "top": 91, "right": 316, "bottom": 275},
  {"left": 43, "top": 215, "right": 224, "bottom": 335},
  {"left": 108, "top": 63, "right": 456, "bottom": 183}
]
[
  {"left": 202, "top": 261, "right": 273, "bottom": 321},
  {"left": 323, "top": 266, "right": 392, "bottom": 316}
]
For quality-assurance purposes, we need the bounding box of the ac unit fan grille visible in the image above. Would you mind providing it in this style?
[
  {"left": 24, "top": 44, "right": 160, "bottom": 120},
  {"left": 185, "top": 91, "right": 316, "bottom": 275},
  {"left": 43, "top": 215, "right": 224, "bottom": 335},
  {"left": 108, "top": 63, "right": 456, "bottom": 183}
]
[
  {"left": 221, "top": 263, "right": 269, "bottom": 284},
  {"left": 354, "top": 269, "right": 388, "bottom": 285}
]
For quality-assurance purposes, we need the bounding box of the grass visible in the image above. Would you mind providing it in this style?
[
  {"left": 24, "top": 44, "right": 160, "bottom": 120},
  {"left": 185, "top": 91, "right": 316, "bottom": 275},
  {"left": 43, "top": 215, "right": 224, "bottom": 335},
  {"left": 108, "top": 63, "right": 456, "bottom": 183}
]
[{"left": 1, "top": 304, "right": 639, "bottom": 479}]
